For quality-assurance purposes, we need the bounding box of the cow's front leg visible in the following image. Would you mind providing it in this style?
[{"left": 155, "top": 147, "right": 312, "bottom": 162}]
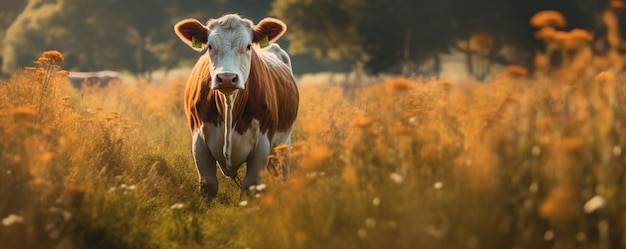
[
  {"left": 192, "top": 129, "right": 218, "bottom": 198},
  {"left": 242, "top": 137, "right": 270, "bottom": 190}
]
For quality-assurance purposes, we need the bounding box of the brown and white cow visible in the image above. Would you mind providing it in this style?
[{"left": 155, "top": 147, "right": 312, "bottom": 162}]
[{"left": 174, "top": 14, "right": 299, "bottom": 197}]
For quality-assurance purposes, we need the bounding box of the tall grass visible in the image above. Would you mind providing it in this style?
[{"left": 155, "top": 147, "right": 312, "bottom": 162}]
[
  {"left": 2, "top": 49, "right": 624, "bottom": 249},
  {"left": 2, "top": 11, "right": 626, "bottom": 249}
]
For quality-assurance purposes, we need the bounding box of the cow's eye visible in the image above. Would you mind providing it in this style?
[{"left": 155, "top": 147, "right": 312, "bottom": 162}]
[{"left": 246, "top": 44, "right": 251, "bottom": 51}]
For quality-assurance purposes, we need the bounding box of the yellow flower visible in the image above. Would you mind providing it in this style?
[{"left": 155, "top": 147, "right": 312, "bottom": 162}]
[
  {"left": 274, "top": 143, "right": 289, "bottom": 152},
  {"left": 34, "top": 50, "right": 64, "bottom": 66},
  {"left": 350, "top": 116, "right": 374, "bottom": 128},
  {"left": 559, "top": 137, "right": 583, "bottom": 152},
  {"left": 56, "top": 70, "right": 69, "bottom": 76},
  {"left": 568, "top": 28, "right": 593, "bottom": 42},
  {"left": 610, "top": 0, "right": 625, "bottom": 10},
  {"left": 386, "top": 78, "right": 412, "bottom": 92},
  {"left": 503, "top": 65, "right": 528, "bottom": 78},
  {"left": 469, "top": 31, "right": 493, "bottom": 51},
  {"left": 11, "top": 106, "right": 38, "bottom": 121},
  {"left": 439, "top": 79, "right": 452, "bottom": 90},
  {"left": 530, "top": 10, "right": 567, "bottom": 28},
  {"left": 594, "top": 71, "right": 613, "bottom": 83}
]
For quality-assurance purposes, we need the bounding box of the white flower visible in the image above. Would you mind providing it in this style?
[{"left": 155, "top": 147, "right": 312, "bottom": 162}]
[
  {"left": 433, "top": 181, "right": 444, "bottom": 189},
  {"left": 531, "top": 145, "right": 541, "bottom": 156},
  {"left": 613, "top": 145, "right": 622, "bottom": 156},
  {"left": 388, "top": 220, "right": 398, "bottom": 229},
  {"left": 45, "top": 223, "right": 55, "bottom": 231},
  {"left": 529, "top": 182, "right": 539, "bottom": 193},
  {"left": 357, "top": 228, "right": 367, "bottom": 239},
  {"left": 365, "top": 218, "right": 376, "bottom": 228},
  {"left": 576, "top": 232, "right": 586, "bottom": 242},
  {"left": 2, "top": 214, "right": 24, "bottom": 226},
  {"left": 239, "top": 201, "right": 249, "bottom": 207},
  {"left": 170, "top": 203, "right": 185, "bottom": 210},
  {"left": 50, "top": 207, "right": 72, "bottom": 221},
  {"left": 62, "top": 211, "right": 72, "bottom": 221},
  {"left": 583, "top": 195, "right": 605, "bottom": 213},
  {"left": 255, "top": 184, "right": 266, "bottom": 192},
  {"left": 49, "top": 230, "right": 61, "bottom": 240},
  {"left": 127, "top": 185, "right": 137, "bottom": 191},
  {"left": 389, "top": 173, "right": 404, "bottom": 184},
  {"left": 544, "top": 230, "right": 555, "bottom": 241},
  {"left": 372, "top": 197, "right": 381, "bottom": 207}
]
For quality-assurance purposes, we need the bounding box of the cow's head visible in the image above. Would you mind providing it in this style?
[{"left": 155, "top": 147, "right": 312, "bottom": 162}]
[{"left": 175, "top": 14, "right": 286, "bottom": 93}]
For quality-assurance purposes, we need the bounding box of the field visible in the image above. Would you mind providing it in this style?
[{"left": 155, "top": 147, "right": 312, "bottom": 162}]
[{"left": 1, "top": 49, "right": 625, "bottom": 249}]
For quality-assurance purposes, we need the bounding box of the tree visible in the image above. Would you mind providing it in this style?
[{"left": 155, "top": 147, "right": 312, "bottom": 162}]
[
  {"left": 360, "top": 0, "right": 463, "bottom": 74},
  {"left": 1, "top": 0, "right": 63, "bottom": 73},
  {"left": 0, "top": 0, "right": 28, "bottom": 73},
  {"left": 272, "top": 0, "right": 367, "bottom": 67},
  {"left": 43, "top": 0, "right": 183, "bottom": 80},
  {"left": 1, "top": 0, "right": 227, "bottom": 78},
  {"left": 270, "top": 0, "right": 614, "bottom": 76}
]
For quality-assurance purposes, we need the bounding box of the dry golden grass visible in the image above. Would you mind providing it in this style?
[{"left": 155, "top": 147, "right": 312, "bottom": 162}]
[
  {"left": 2, "top": 7, "right": 626, "bottom": 248},
  {"left": 250, "top": 60, "right": 624, "bottom": 248}
]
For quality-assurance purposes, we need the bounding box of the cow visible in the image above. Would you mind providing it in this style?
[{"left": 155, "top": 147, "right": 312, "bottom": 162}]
[
  {"left": 174, "top": 14, "right": 299, "bottom": 198},
  {"left": 68, "top": 70, "right": 120, "bottom": 88}
]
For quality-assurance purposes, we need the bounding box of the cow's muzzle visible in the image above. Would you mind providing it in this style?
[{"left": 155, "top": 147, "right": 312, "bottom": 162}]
[{"left": 214, "top": 73, "right": 243, "bottom": 94}]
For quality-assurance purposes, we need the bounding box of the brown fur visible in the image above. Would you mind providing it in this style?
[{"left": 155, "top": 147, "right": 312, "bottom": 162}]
[{"left": 184, "top": 48, "right": 298, "bottom": 140}]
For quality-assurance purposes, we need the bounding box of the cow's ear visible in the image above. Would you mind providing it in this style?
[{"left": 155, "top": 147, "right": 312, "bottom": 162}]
[
  {"left": 175, "top": 19, "right": 208, "bottom": 52},
  {"left": 253, "top": 18, "right": 286, "bottom": 44}
]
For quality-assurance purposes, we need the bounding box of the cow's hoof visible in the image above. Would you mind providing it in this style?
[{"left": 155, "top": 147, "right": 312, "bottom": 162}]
[{"left": 199, "top": 179, "right": 217, "bottom": 198}]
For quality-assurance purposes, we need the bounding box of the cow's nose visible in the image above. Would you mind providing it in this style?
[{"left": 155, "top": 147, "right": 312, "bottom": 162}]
[{"left": 216, "top": 73, "right": 238, "bottom": 87}]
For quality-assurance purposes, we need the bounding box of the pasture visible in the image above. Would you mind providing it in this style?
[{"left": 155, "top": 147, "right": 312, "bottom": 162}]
[{"left": 0, "top": 50, "right": 625, "bottom": 249}]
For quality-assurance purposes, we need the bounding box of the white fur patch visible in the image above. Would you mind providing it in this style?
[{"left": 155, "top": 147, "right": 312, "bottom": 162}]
[
  {"left": 202, "top": 119, "right": 268, "bottom": 176},
  {"left": 218, "top": 90, "right": 238, "bottom": 169}
]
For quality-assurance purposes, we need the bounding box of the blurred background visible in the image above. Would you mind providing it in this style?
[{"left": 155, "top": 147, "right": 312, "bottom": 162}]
[{"left": 0, "top": 0, "right": 622, "bottom": 81}]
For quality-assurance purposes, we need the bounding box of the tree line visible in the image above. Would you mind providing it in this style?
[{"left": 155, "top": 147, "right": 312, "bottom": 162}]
[
  {"left": 0, "top": 0, "right": 272, "bottom": 79},
  {"left": 0, "top": 0, "right": 620, "bottom": 78}
]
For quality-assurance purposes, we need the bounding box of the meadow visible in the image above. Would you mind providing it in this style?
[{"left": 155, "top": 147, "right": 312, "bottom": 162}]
[{"left": 1, "top": 39, "right": 626, "bottom": 249}]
